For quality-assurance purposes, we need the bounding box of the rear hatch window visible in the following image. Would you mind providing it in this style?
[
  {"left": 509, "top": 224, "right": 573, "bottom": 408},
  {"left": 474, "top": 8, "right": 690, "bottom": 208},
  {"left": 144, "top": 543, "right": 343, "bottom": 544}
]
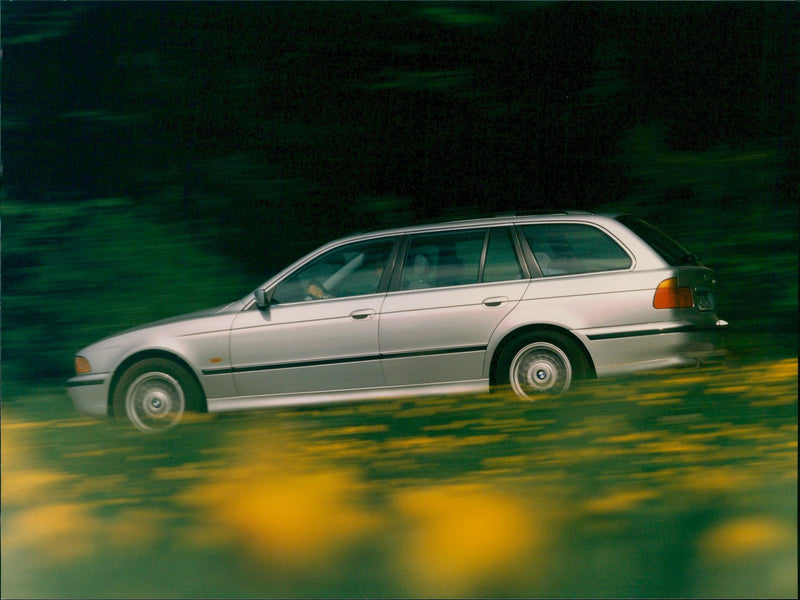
[{"left": 616, "top": 215, "right": 702, "bottom": 266}]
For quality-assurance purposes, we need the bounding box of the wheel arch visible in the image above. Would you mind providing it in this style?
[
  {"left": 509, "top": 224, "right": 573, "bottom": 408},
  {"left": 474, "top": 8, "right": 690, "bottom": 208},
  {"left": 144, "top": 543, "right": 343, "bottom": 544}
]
[
  {"left": 489, "top": 324, "right": 596, "bottom": 386},
  {"left": 108, "top": 350, "right": 208, "bottom": 416}
]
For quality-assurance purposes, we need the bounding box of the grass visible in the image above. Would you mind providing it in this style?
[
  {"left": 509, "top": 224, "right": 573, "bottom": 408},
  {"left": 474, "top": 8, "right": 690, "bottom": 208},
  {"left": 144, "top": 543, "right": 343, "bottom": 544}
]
[{"left": 2, "top": 360, "right": 796, "bottom": 598}]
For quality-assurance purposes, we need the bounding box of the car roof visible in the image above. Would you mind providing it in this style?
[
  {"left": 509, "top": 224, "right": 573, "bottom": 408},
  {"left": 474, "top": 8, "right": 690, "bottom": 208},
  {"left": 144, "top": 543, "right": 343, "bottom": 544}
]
[{"left": 339, "top": 210, "right": 617, "bottom": 243}]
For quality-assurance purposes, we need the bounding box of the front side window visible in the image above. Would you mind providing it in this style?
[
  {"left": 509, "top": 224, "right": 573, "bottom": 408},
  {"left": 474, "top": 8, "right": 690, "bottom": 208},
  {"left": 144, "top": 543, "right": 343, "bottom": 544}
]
[
  {"left": 522, "top": 224, "right": 632, "bottom": 276},
  {"left": 271, "top": 238, "right": 395, "bottom": 303},
  {"left": 402, "top": 229, "right": 485, "bottom": 290}
]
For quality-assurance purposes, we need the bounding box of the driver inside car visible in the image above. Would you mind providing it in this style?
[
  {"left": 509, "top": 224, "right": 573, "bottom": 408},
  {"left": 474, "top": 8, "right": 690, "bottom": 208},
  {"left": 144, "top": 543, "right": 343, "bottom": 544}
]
[{"left": 306, "top": 280, "right": 327, "bottom": 300}]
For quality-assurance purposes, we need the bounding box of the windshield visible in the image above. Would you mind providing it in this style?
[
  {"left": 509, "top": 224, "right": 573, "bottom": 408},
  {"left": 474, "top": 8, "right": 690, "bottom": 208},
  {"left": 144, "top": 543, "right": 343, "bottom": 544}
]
[{"left": 616, "top": 215, "right": 701, "bottom": 266}]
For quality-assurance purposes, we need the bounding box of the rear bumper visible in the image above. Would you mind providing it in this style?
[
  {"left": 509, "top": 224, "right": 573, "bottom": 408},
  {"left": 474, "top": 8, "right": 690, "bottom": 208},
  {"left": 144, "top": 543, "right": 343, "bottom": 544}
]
[
  {"left": 683, "top": 319, "right": 728, "bottom": 366},
  {"left": 584, "top": 319, "right": 729, "bottom": 377},
  {"left": 67, "top": 374, "right": 111, "bottom": 419},
  {"left": 685, "top": 319, "right": 728, "bottom": 364}
]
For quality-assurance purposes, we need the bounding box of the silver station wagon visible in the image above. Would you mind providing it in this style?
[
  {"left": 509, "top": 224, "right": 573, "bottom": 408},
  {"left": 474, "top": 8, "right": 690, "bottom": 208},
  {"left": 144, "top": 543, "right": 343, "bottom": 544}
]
[{"left": 68, "top": 211, "right": 728, "bottom": 432}]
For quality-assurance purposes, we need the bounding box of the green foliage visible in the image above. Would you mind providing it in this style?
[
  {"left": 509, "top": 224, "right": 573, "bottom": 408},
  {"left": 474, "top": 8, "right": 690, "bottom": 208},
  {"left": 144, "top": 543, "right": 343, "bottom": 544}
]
[{"left": 2, "top": 197, "right": 252, "bottom": 383}]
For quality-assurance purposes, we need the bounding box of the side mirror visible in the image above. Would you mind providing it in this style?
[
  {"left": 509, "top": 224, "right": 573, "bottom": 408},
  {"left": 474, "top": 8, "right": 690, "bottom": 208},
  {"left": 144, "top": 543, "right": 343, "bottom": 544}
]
[{"left": 254, "top": 288, "right": 269, "bottom": 310}]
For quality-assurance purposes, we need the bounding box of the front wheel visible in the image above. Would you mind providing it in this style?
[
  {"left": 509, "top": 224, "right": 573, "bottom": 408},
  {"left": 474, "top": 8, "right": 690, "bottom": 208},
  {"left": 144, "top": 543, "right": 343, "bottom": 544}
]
[
  {"left": 113, "top": 358, "right": 203, "bottom": 433},
  {"left": 496, "top": 333, "right": 588, "bottom": 400}
]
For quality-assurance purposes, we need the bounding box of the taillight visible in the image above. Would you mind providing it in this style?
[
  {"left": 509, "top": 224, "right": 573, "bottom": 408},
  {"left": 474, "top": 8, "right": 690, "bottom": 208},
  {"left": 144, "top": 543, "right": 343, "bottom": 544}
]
[{"left": 653, "top": 278, "right": 694, "bottom": 309}]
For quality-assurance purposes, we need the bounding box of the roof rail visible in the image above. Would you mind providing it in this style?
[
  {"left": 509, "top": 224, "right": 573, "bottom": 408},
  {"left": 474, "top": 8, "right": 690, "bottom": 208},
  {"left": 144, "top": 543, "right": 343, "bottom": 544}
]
[
  {"left": 398, "top": 209, "right": 596, "bottom": 230},
  {"left": 438, "top": 209, "right": 594, "bottom": 222},
  {"left": 480, "top": 210, "right": 594, "bottom": 219},
  {"left": 505, "top": 209, "right": 593, "bottom": 216}
]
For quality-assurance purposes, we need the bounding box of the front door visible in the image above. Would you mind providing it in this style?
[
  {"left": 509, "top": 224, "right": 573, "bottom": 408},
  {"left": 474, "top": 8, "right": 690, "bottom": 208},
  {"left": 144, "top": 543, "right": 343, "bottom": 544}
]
[{"left": 229, "top": 237, "right": 396, "bottom": 399}]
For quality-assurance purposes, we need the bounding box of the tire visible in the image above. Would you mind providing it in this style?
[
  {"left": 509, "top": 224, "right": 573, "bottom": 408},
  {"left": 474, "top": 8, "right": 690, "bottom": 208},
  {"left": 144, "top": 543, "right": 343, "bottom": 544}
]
[
  {"left": 496, "top": 332, "right": 588, "bottom": 400},
  {"left": 112, "top": 358, "right": 203, "bottom": 433}
]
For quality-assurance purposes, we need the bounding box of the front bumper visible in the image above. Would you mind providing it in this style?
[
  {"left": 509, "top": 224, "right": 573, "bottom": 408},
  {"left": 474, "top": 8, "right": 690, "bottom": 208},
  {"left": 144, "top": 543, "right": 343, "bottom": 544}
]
[{"left": 67, "top": 373, "right": 111, "bottom": 419}]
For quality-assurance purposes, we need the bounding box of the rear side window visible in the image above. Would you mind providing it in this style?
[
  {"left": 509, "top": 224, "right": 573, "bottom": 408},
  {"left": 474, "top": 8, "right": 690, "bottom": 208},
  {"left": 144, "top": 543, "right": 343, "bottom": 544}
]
[
  {"left": 402, "top": 229, "right": 485, "bottom": 289},
  {"left": 522, "top": 224, "right": 632, "bottom": 276}
]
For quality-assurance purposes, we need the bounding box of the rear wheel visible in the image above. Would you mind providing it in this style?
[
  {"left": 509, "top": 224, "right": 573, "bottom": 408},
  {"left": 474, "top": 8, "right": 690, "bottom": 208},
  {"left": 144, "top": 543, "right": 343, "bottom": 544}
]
[
  {"left": 497, "top": 332, "right": 588, "bottom": 400},
  {"left": 113, "top": 358, "right": 203, "bottom": 433}
]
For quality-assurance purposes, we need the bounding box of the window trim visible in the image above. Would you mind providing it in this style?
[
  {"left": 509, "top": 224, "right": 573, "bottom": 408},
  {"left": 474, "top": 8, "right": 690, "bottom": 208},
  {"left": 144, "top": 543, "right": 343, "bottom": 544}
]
[{"left": 476, "top": 229, "right": 491, "bottom": 283}]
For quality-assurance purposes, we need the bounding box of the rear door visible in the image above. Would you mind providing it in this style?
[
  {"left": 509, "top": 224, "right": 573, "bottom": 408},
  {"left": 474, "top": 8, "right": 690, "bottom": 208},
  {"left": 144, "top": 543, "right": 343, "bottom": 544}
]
[{"left": 379, "top": 227, "right": 529, "bottom": 386}]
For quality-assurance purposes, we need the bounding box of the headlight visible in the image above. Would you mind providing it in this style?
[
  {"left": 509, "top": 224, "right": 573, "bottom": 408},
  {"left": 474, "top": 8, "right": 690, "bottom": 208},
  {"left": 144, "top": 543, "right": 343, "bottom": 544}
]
[{"left": 75, "top": 356, "right": 92, "bottom": 375}]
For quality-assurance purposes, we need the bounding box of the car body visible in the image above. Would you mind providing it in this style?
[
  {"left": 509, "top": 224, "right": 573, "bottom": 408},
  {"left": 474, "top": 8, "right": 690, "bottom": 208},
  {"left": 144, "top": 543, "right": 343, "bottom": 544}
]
[{"left": 68, "top": 211, "right": 728, "bottom": 432}]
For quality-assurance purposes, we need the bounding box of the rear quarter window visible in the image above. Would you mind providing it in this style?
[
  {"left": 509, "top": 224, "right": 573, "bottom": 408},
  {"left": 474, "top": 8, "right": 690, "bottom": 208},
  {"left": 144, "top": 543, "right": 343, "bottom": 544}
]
[{"left": 522, "top": 224, "right": 632, "bottom": 276}]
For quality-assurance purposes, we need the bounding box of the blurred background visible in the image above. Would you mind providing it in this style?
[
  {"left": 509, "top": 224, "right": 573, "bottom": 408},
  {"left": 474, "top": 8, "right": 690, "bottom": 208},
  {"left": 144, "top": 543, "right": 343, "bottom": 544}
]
[{"left": 1, "top": 2, "right": 797, "bottom": 598}]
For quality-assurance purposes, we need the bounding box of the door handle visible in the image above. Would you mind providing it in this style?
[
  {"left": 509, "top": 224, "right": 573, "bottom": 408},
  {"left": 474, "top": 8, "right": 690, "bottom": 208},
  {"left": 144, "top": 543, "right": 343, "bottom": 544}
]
[
  {"left": 350, "top": 309, "right": 375, "bottom": 320},
  {"left": 482, "top": 296, "right": 508, "bottom": 307}
]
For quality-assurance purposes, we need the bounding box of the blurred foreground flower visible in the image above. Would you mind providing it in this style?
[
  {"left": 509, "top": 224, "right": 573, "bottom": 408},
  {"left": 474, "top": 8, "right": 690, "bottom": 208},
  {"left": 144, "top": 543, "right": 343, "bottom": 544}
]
[
  {"left": 1, "top": 419, "right": 166, "bottom": 565},
  {"left": 694, "top": 516, "right": 797, "bottom": 597},
  {"left": 699, "top": 516, "right": 796, "bottom": 560},
  {"left": 176, "top": 438, "right": 382, "bottom": 569},
  {"left": 393, "top": 483, "right": 554, "bottom": 596},
  {"left": 3, "top": 502, "right": 101, "bottom": 564}
]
